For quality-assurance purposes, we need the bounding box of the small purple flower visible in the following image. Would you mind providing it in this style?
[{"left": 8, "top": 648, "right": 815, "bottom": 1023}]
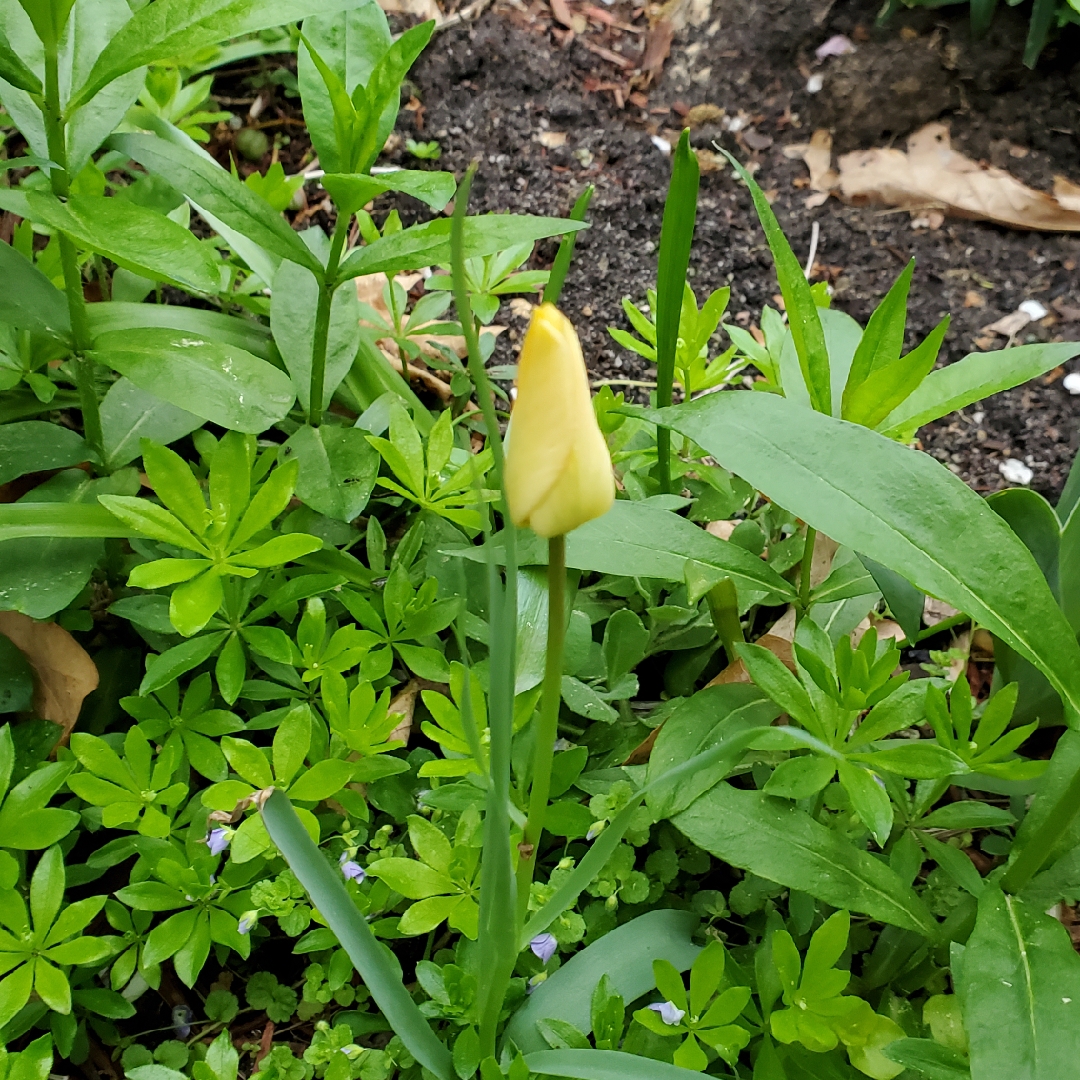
[
  {"left": 529, "top": 933, "right": 558, "bottom": 964},
  {"left": 648, "top": 1001, "right": 686, "bottom": 1026},
  {"left": 238, "top": 910, "right": 259, "bottom": 935},
  {"left": 206, "top": 827, "right": 231, "bottom": 856},
  {"left": 340, "top": 853, "right": 366, "bottom": 882}
]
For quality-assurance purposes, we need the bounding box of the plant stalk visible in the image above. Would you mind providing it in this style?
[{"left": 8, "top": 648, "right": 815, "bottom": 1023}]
[
  {"left": 42, "top": 41, "right": 102, "bottom": 462},
  {"left": 799, "top": 526, "right": 818, "bottom": 613},
  {"left": 516, "top": 534, "right": 567, "bottom": 919},
  {"left": 452, "top": 163, "right": 519, "bottom": 1059},
  {"left": 706, "top": 577, "right": 744, "bottom": 662},
  {"left": 307, "top": 213, "right": 351, "bottom": 427}
]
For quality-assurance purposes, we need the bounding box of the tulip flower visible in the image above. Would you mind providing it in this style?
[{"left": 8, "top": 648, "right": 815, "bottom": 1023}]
[{"left": 504, "top": 303, "right": 614, "bottom": 539}]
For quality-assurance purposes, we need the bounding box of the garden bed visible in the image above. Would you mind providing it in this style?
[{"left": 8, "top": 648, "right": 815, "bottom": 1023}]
[{"left": 375, "top": 0, "right": 1080, "bottom": 498}]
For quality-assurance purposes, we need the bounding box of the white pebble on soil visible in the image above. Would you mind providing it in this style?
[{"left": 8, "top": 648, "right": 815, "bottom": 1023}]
[{"left": 999, "top": 458, "right": 1034, "bottom": 486}]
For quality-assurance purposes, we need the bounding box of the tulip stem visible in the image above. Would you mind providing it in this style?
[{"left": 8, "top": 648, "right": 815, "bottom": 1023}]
[{"left": 516, "top": 534, "right": 567, "bottom": 922}]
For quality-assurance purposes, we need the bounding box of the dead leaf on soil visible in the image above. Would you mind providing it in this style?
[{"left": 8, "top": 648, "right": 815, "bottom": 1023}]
[
  {"left": 923, "top": 596, "right": 960, "bottom": 626},
  {"left": 0, "top": 611, "right": 98, "bottom": 741},
  {"left": 785, "top": 124, "right": 1080, "bottom": 231},
  {"left": 376, "top": 0, "right": 441, "bottom": 18},
  {"left": 388, "top": 681, "right": 419, "bottom": 746}
]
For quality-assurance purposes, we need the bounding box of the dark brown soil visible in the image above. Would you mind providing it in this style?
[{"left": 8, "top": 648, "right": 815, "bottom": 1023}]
[{"left": 378, "top": 0, "right": 1080, "bottom": 500}]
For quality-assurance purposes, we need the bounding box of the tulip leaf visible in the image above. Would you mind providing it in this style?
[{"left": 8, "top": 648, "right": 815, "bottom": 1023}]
[{"left": 505, "top": 910, "right": 701, "bottom": 1054}]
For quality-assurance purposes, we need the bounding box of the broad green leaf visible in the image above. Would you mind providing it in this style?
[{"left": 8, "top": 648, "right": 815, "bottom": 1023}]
[
  {"left": 673, "top": 782, "right": 937, "bottom": 934},
  {"left": 367, "top": 858, "right": 453, "bottom": 899},
  {"left": 321, "top": 170, "right": 455, "bottom": 215},
  {"left": 298, "top": 5, "right": 392, "bottom": 174},
  {"left": 0, "top": 469, "right": 131, "bottom": 618},
  {"left": 100, "top": 379, "right": 202, "bottom": 471},
  {"left": 957, "top": 886, "right": 1080, "bottom": 1079},
  {"left": 0, "top": 241, "right": 70, "bottom": 340},
  {"left": 505, "top": 910, "right": 701, "bottom": 1054},
  {"left": 639, "top": 686, "right": 777, "bottom": 812},
  {"left": 882, "top": 1039, "right": 969, "bottom": 1080},
  {"left": 639, "top": 391, "right": 1080, "bottom": 722},
  {"left": 987, "top": 488, "right": 1060, "bottom": 598},
  {"left": 280, "top": 422, "right": 380, "bottom": 525},
  {"left": 87, "top": 301, "right": 273, "bottom": 360},
  {"left": 24, "top": 193, "right": 220, "bottom": 295},
  {"left": 878, "top": 342, "right": 1080, "bottom": 440},
  {"left": 562, "top": 500, "right": 794, "bottom": 607},
  {"left": 110, "top": 133, "right": 322, "bottom": 274},
  {"left": 69, "top": 0, "right": 368, "bottom": 112},
  {"left": 92, "top": 327, "right": 295, "bottom": 433},
  {"left": 336, "top": 215, "right": 587, "bottom": 283},
  {"left": 523, "top": 1049, "right": 711, "bottom": 1080},
  {"left": 271, "top": 259, "right": 360, "bottom": 413},
  {"left": 288, "top": 760, "right": 355, "bottom": 802},
  {"left": 0, "top": 423, "right": 92, "bottom": 485},
  {"left": 259, "top": 789, "right": 455, "bottom": 1080},
  {"left": 723, "top": 150, "right": 830, "bottom": 413}
]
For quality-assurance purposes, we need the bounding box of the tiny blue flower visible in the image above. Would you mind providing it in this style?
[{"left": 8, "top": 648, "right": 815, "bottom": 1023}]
[
  {"left": 206, "top": 827, "right": 231, "bottom": 856},
  {"left": 340, "top": 852, "right": 366, "bottom": 882},
  {"left": 238, "top": 910, "right": 259, "bottom": 935},
  {"left": 648, "top": 1001, "right": 686, "bottom": 1026},
  {"left": 529, "top": 932, "right": 558, "bottom": 964}
]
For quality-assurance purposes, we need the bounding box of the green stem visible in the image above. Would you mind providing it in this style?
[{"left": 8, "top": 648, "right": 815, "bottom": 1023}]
[
  {"left": 307, "top": 213, "right": 350, "bottom": 427},
  {"left": 799, "top": 526, "right": 817, "bottom": 612},
  {"left": 42, "top": 42, "right": 102, "bottom": 463},
  {"left": 516, "top": 535, "right": 567, "bottom": 921},
  {"left": 452, "top": 163, "right": 519, "bottom": 1059},
  {"left": 1002, "top": 766, "right": 1080, "bottom": 894}
]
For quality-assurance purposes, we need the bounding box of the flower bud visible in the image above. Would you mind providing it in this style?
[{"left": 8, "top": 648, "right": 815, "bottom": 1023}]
[{"left": 505, "top": 304, "right": 614, "bottom": 538}]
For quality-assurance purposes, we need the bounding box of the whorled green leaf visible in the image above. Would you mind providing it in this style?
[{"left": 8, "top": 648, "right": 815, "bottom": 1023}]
[
  {"left": 635, "top": 391, "right": 1080, "bottom": 723},
  {"left": 878, "top": 342, "right": 1080, "bottom": 440}
]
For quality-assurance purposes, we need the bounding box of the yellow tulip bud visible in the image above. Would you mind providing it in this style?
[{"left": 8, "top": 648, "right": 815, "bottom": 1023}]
[{"left": 505, "top": 303, "right": 615, "bottom": 538}]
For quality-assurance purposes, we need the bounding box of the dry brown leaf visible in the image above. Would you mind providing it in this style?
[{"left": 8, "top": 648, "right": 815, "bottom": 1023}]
[
  {"left": 982, "top": 310, "right": 1031, "bottom": 337},
  {"left": 509, "top": 297, "right": 535, "bottom": 320},
  {"left": 0, "top": 612, "right": 98, "bottom": 741},
  {"left": 704, "top": 519, "right": 737, "bottom": 540},
  {"left": 639, "top": 20, "right": 674, "bottom": 81},
  {"left": 923, "top": 596, "right": 960, "bottom": 626},
  {"left": 783, "top": 129, "right": 839, "bottom": 197},
  {"left": 786, "top": 123, "right": 1080, "bottom": 232},
  {"left": 388, "top": 681, "right": 420, "bottom": 746},
  {"left": 376, "top": 0, "right": 441, "bottom": 18},
  {"left": 1054, "top": 176, "right": 1080, "bottom": 213}
]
